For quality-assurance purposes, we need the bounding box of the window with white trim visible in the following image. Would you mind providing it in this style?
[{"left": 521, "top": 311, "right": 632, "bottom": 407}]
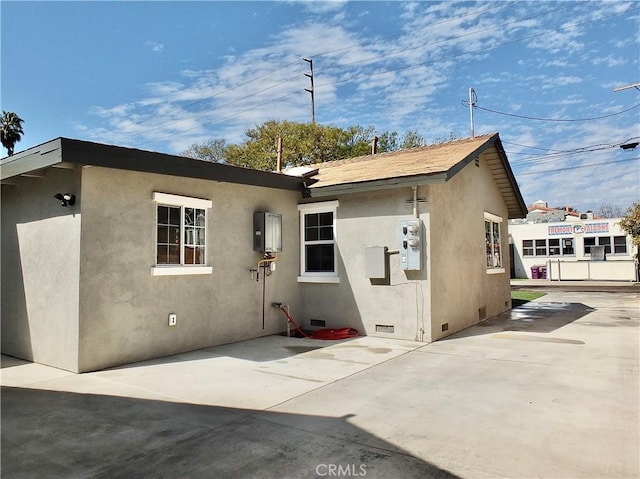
[
  {"left": 298, "top": 201, "right": 339, "bottom": 283},
  {"left": 484, "top": 213, "right": 504, "bottom": 273},
  {"left": 523, "top": 238, "right": 574, "bottom": 257},
  {"left": 613, "top": 236, "right": 628, "bottom": 254},
  {"left": 585, "top": 235, "right": 628, "bottom": 255},
  {"left": 152, "top": 192, "right": 213, "bottom": 276}
]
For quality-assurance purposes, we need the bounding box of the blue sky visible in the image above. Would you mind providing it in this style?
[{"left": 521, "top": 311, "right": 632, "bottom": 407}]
[{"left": 2, "top": 1, "right": 639, "bottom": 212}]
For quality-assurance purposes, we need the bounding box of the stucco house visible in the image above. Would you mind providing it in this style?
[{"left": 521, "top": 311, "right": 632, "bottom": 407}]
[{"left": 1, "top": 132, "right": 526, "bottom": 372}]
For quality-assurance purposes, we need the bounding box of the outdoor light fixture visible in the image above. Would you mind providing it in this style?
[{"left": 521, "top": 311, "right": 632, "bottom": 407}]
[{"left": 54, "top": 193, "right": 76, "bottom": 207}]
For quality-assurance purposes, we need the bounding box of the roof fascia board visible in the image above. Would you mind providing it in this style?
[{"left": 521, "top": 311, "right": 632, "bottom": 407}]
[
  {"left": 444, "top": 133, "right": 498, "bottom": 180},
  {"left": 492, "top": 136, "right": 528, "bottom": 218},
  {"left": 59, "top": 139, "right": 306, "bottom": 192},
  {"left": 442, "top": 133, "right": 527, "bottom": 219},
  {"left": 0, "top": 138, "right": 63, "bottom": 180},
  {"left": 308, "top": 172, "right": 448, "bottom": 197}
]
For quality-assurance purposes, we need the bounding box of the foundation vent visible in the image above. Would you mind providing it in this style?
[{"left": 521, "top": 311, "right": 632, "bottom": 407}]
[
  {"left": 310, "top": 319, "right": 326, "bottom": 328},
  {"left": 441, "top": 323, "right": 449, "bottom": 332},
  {"left": 479, "top": 307, "right": 487, "bottom": 321},
  {"left": 375, "top": 324, "right": 395, "bottom": 333}
]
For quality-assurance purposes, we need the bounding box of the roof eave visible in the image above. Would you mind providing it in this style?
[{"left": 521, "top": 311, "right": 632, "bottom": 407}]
[
  {"left": 443, "top": 133, "right": 527, "bottom": 219},
  {"left": 307, "top": 172, "right": 448, "bottom": 197},
  {"left": 1, "top": 138, "right": 306, "bottom": 192},
  {"left": 491, "top": 135, "right": 528, "bottom": 219},
  {"left": 0, "top": 138, "right": 64, "bottom": 180}
]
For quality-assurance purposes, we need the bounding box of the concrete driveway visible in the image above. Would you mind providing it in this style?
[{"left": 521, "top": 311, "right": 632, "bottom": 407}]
[{"left": 2, "top": 290, "right": 638, "bottom": 478}]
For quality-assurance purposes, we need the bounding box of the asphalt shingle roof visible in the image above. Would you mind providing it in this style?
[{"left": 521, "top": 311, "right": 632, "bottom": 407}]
[{"left": 306, "top": 132, "right": 497, "bottom": 188}]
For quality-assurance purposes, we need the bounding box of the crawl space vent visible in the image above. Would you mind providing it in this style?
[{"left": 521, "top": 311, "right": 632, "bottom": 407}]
[{"left": 376, "top": 324, "right": 395, "bottom": 333}]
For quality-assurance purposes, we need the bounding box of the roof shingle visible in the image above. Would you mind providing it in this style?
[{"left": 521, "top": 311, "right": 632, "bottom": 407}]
[{"left": 305, "top": 132, "right": 498, "bottom": 188}]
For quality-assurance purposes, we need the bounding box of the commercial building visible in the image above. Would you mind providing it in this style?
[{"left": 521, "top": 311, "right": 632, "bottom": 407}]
[{"left": 510, "top": 207, "right": 636, "bottom": 281}]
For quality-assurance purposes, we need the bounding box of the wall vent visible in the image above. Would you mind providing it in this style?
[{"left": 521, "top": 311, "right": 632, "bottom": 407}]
[
  {"left": 479, "top": 307, "right": 487, "bottom": 320},
  {"left": 375, "top": 324, "right": 395, "bottom": 333},
  {"left": 310, "top": 319, "right": 326, "bottom": 328},
  {"left": 441, "top": 323, "right": 449, "bottom": 332}
]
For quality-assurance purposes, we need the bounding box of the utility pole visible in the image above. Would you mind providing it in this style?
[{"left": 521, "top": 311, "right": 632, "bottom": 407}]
[
  {"left": 469, "top": 87, "right": 477, "bottom": 138},
  {"left": 303, "top": 58, "right": 315, "bottom": 124}
]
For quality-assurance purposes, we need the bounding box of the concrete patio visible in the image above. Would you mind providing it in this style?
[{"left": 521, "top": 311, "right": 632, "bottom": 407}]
[{"left": 2, "top": 290, "right": 638, "bottom": 478}]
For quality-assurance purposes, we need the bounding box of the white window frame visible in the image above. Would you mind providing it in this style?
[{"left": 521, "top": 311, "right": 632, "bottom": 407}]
[
  {"left": 297, "top": 201, "right": 339, "bottom": 283},
  {"left": 585, "top": 235, "right": 628, "bottom": 256},
  {"left": 151, "top": 192, "right": 213, "bottom": 276},
  {"left": 613, "top": 235, "right": 628, "bottom": 255},
  {"left": 484, "top": 212, "right": 505, "bottom": 274}
]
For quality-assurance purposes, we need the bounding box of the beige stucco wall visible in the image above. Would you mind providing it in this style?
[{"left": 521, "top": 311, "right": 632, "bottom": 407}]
[
  {"left": 299, "top": 187, "right": 432, "bottom": 342},
  {"left": 428, "top": 151, "right": 511, "bottom": 341},
  {"left": 77, "top": 166, "right": 300, "bottom": 372},
  {"left": 298, "top": 150, "right": 513, "bottom": 343},
  {"left": 1, "top": 167, "right": 81, "bottom": 371}
]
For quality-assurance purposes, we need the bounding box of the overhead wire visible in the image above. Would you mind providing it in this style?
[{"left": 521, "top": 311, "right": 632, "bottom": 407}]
[
  {"left": 468, "top": 102, "right": 640, "bottom": 122},
  {"left": 314, "top": 1, "right": 589, "bottom": 72},
  {"left": 514, "top": 157, "right": 639, "bottom": 176},
  {"left": 108, "top": 2, "right": 636, "bottom": 144},
  {"left": 312, "top": 7, "right": 637, "bottom": 91},
  {"left": 103, "top": 2, "right": 524, "bottom": 140},
  {"left": 506, "top": 139, "right": 640, "bottom": 168}
]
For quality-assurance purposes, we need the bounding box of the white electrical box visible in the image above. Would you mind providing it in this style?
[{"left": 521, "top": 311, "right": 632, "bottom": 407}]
[
  {"left": 365, "top": 246, "right": 387, "bottom": 278},
  {"left": 399, "top": 218, "right": 422, "bottom": 270},
  {"left": 253, "top": 212, "right": 282, "bottom": 253}
]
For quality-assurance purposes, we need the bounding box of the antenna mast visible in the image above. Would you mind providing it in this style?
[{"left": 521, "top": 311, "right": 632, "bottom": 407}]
[
  {"left": 303, "top": 58, "right": 315, "bottom": 124},
  {"left": 469, "top": 87, "right": 477, "bottom": 138}
]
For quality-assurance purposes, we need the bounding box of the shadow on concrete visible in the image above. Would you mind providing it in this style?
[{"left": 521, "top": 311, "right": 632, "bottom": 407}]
[
  {"left": 103, "top": 336, "right": 361, "bottom": 371},
  {"left": 1, "top": 386, "right": 457, "bottom": 479},
  {"left": 443, "top": 302, "right": 596, "bottom": 340},
  {"left": 0, "top": 355, "right": 28, "bottom": 369}
]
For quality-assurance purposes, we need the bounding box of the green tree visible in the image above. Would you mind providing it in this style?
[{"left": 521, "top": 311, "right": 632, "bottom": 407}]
[
  {"left": 182, "top": 139, "right": 227, "bottom": 163},
  {"left": 377, "top": 131, "right": 399, "bottom": 152},
  {"left": 618, "top": 202, "right": 640, "bottom": 251},
  {"left": 222, "top": 120, "right": 378, "bottom": 170},
  {"left": 400, "top": 129, "right": 425, "bottom": 149},
  {"left": 618, "top": 202, "right": 640, "bottom": 282},
  {"left": 1, "top": 111, "right": 25, "bottom": 156},
  {"left": 431, "top": 130, "right": 462, "bottom": 144},
  {"left": 185, "top": 120, "right": 429, "bottom": 170}
]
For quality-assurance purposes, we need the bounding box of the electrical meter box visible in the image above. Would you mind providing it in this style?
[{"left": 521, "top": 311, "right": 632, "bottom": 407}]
[
  {"left": 399, "top": 218, "right": 422, "bottom": 270},
  {"left": 254, "top": 212, "right": 282, "bottom": 253}
]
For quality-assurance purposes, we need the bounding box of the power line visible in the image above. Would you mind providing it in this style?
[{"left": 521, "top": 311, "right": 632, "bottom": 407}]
[
  {"left": 312, "top": 8, "right": 637, "bottom": 92},
  {"left": 110, "top": 4, "right": 637, "bottom": 145},
  {"left": 469, "top": 102, "right": 640, "bottom": 122},
  {"left": 315, "top": 1, "right": 589, "bottom": 73},
  {"left": 107, "top": 2, "right": 604, "bottom": 142},
  {"left": 136, "top": 90, "right": 302, "bottom": 146},
  {"left": 505, "top": 137, "right": 640, "bottom": 162},
  {"left": 515, "top": 157, "right": 639, "bottom": 176}
]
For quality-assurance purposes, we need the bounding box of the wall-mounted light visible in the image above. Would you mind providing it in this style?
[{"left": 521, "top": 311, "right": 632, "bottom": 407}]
[{"left": 54, "top": 193, "right": 75, "bottom": 207}]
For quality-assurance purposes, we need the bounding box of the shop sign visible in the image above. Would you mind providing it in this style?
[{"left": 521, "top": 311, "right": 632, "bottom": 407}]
[{"left": 548, "top": 222, "right": 609, "bottom": 236}]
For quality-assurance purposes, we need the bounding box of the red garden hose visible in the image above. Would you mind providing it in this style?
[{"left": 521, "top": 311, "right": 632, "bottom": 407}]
[{"left": 277, "top": 306, "right": 359, "bottom": 340}]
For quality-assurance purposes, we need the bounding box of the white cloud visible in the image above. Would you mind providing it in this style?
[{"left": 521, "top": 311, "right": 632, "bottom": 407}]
[{"left": 145, "top": 41, "right": 164, "bottom": 54}]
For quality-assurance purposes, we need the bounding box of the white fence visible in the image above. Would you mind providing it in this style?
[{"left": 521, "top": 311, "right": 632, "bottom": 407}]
[{"left": 547, "top": 260, "right": 638, "bottom": 282}]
